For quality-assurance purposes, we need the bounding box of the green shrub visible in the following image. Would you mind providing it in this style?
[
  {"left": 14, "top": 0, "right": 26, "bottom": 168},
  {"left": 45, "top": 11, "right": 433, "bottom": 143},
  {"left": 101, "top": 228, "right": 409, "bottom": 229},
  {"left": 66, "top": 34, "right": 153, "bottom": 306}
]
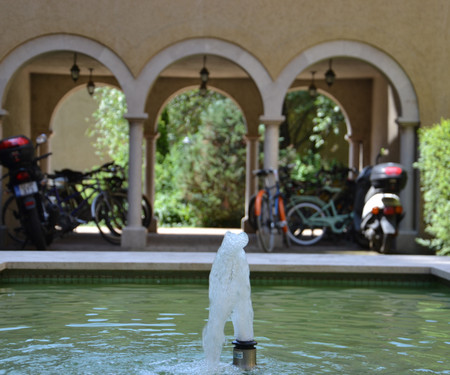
[{"left": 414, "top": 118, "right": 450, "bottom": 255}]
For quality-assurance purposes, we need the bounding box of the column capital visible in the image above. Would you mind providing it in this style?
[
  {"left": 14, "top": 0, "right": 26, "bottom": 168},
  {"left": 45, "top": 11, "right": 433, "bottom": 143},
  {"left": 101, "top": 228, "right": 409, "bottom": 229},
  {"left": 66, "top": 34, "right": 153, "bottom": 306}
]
[
  {"left": 244, "top": 134, "right": 260, "bottom": 143},
  {"left": 259, "top": 115, "right": 285, "bottom": 126},
  {"left": 144, "top": 131, "right": 160, "bottom": 141},
  {"left": 344, "top": 134, "right": 360, "bottom": 143},
  {"left": 395, "top": 117, "right": 420, "bottom": 128},
  {"left": 124, "top": 112, "right": 148, "bottom": 123}
]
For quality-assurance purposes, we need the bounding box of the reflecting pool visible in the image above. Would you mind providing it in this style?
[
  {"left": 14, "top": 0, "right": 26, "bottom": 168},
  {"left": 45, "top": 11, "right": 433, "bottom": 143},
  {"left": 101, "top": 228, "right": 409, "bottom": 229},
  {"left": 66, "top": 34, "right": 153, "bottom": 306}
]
[{"left": 1, "top": 283, "right": 449, "bottom": 374}]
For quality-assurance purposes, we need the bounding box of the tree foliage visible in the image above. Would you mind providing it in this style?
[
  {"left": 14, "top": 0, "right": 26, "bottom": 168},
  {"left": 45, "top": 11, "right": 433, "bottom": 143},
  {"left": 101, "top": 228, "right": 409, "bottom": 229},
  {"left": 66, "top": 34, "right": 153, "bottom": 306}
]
[
  {"left": 155, "top": 90, "right": 246, "bottom": 227},
  {"left": 281, "top": 91, "right": 345, "bottom": 153},
  {"left": 86, "top": 87, "right": 129, "bottom": 169},
  {"left": 414, "top": 118, "right": 450, "bottom": 255},
  {"left": 279, "top": 91, "right": 348, "bottom": 182}
]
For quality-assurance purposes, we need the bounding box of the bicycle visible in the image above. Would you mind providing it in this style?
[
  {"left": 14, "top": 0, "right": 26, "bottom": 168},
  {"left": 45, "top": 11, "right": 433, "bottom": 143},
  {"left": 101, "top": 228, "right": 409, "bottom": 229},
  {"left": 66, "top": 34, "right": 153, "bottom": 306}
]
[
  {"left": 90, "top": 163, "right": 152, "bottom": 244},
  {"left": 286, "top": 181, "right": 354, "bottom": 246},
  {"left": 253, "top": 168, "right": 290, "bottom": 252},
  {"left": 44, "top": 162, "right": 152, "bottom": 244}
]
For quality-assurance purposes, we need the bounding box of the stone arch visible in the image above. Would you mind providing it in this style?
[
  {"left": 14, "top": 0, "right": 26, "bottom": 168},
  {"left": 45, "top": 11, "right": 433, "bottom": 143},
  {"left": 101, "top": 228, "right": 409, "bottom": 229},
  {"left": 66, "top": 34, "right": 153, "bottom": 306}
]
[
  {"left": 0, "top": 34, "right": 134, "bottom": 110},
  {"left": 135, "top": 38, "right": 271, "bottom": 116},
  {"left": 142, "top": 80, "right": 261, "bottom": 232},
  {"left": 272, "top": 40, "right": 419, "bottom": 122}
]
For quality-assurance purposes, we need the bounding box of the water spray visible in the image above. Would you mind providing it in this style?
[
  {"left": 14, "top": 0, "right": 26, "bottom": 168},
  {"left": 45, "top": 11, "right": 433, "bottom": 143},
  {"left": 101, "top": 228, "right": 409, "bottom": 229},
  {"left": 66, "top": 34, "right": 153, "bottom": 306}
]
[{"left": 202, "top": 231, "right": 257, "bottom": 371}]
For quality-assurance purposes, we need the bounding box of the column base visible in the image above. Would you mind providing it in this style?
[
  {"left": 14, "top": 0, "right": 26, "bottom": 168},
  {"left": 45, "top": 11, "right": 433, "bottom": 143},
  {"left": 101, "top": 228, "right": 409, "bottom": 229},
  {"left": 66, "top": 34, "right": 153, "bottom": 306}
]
[
  {"left": 121, "top": 226, "right": 147, "bottom": 248},
  {"left": 241, "top": 216, "right": 256, "bottom": 234},
  {"left": 0, "top": 225, "right": 8, "bottom": 248},
  {"left": 148, "top": 217, "right": 158, "bottom": 233},
  {"left": 395, "top": 230, "right": 421, "bottom": 254}
]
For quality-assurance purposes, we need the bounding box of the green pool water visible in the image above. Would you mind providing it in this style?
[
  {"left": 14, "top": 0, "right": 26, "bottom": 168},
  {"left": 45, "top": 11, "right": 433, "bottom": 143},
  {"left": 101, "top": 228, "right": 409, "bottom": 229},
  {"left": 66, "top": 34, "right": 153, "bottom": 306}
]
[{"left": 0, "top": 283, "right": 449, "bottom": 374}]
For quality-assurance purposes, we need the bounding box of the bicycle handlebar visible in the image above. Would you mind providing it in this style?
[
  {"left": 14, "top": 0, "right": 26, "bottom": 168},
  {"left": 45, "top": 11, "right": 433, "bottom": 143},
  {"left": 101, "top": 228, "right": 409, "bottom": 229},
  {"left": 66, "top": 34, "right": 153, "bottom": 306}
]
[
  {"left": 35, "top": 152, "right": 52, "bottom": 162},
  {"left": 253, "top": 168, "right": 275, "bottom": 177},
  {"left": 83, "top": 161, "right": 116, "bottom": 177}
]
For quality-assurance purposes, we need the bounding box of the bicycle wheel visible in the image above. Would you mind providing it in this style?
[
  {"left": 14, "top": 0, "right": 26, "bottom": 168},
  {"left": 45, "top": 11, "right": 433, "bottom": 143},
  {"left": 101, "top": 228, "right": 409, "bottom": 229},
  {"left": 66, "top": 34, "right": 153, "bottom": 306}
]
[
  {"left": 112, "top": 192, "right": 152, "bottom": 229},
  {"left": 93, "top": 192, "right": 152, "bottom": 244},
  {"left": 2, "top": 196, "right": 27, "bottom": 246},
  {"left": 141, "top": 194, "right": 152, "bottom": 228},
  {"left": 287, "top": 202, "right": 326, "bottom": 245},
  {"left": 278, "top": 197, "right": 291, "bottom": 248},
  {"left": 21, "top": 204, "right": 47, "bottom": 250},
  {"left": 247, "top": 195, "right": 257, "bottom": 230},
  {"left": 93, "top": 193, "right": 125, "bottom": 244},
  {"left": 255, "top": 192, "right": 274, "bottom": 252}
]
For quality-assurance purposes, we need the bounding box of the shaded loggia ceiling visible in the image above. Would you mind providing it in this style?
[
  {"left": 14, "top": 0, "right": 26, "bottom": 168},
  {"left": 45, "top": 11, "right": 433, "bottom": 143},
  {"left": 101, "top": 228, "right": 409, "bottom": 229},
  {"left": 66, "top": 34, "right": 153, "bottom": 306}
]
[{"left": 25, "top": 51, "right": 382, "bottom": 81}]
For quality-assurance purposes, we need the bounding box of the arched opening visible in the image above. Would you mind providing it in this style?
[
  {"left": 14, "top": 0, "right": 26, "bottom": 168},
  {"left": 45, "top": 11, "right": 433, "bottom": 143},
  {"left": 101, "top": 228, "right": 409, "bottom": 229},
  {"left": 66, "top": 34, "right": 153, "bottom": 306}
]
[
  {"left": 142, "top": 53, "right": 264, "bottom": 232},
  {"left": 283, "top": 56, "right": 401, "bottom": 173}
]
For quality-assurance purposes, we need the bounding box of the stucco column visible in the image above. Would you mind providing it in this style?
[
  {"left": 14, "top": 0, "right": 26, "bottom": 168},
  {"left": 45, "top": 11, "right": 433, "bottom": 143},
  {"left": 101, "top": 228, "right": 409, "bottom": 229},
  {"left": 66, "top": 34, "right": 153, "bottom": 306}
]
[
  {"left": 0, "top": 109, "right": 6, "bottom": 246},
  {"left": 396, "top": 119, "right": 419, "bottom": 251},
  {"left": 121, "top": 114, "right": 148, "bottom": 248},
  {"left": 345, "top": 134, "right": 360, "bottom": 178},
  {"left": 36, "top": 131, "right": 52, "bottom": 173},
  {"left": 260, "top": 116, "right": 284, "bottom": 170},
  {"left": 144, "top": 131, "right": 159, "bottom": 233},
  {"left": 258, "top": 116, "right": 284, "bottom": 246},
  {"left": 241, "top": 134, "right": 259, "bottom": 232}
]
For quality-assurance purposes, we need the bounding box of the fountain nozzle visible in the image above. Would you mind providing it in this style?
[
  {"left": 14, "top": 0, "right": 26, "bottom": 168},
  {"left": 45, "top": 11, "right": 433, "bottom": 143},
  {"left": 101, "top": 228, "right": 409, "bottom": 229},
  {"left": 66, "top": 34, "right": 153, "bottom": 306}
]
[{"left": 232, "top": 340, "right": 257, "bottom": 370}]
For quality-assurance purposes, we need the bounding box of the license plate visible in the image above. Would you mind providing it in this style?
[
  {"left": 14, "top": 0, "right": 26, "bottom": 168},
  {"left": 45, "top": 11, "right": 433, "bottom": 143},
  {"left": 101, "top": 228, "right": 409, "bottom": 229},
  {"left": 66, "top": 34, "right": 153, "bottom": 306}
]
[{"left": 14, "top": 181, "right": 38, "bottom": 197}]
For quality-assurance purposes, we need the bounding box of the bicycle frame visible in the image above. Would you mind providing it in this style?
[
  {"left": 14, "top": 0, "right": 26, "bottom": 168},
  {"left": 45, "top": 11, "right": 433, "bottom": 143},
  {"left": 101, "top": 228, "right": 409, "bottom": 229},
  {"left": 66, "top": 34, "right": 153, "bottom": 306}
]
[
  {"left": 253, "top": 168, "right": 289, "bottom": 252},
  {"left": 289, "top": 188, "right": 353, "bottom": 234},
  {"left": 256, "top": 171, "right": 288, "bottom": 227},
  {"left": 46, "top": 173, "right": 105, "bottom": 233}
]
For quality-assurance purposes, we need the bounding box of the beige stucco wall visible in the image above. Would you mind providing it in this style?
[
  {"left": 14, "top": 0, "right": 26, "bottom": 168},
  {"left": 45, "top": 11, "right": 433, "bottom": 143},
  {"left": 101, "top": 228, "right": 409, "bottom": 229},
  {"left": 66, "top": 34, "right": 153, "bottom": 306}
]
[
  {"left": 1, "top": 0, "right": 449, "bottom": 127},
  {"left": 2, "top": 69, "right": 30, "bottom": 137}
]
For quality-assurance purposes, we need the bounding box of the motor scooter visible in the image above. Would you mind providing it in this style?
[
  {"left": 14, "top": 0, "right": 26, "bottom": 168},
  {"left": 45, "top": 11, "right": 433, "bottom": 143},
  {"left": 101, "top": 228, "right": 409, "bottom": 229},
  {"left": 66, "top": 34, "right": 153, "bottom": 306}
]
[
  {"left": 0, "top": 134, "right": 57, "bottom": 249},
  {"left": 353, "top": 149, "right": 407, "bottom": 253}
]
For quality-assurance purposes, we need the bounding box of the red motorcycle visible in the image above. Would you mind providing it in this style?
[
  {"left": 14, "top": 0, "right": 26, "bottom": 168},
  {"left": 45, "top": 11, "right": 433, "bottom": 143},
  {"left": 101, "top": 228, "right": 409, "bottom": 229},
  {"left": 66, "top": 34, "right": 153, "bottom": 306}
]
[{"left": 0, "top": 134, "right": 57, "bottom": 249}]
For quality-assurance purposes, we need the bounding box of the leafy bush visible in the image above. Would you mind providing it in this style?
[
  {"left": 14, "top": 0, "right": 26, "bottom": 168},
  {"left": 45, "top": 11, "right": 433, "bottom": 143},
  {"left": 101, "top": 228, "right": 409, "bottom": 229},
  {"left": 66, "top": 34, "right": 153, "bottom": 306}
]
[
  {"left": 178, "top": 98, "right": 246, "bottom": 227},
  {"left": 155, "top": 90, "right": 246, "bottom": 227},
  {"left": 414, "top": 118, "right": 450, "bottom": 255}
]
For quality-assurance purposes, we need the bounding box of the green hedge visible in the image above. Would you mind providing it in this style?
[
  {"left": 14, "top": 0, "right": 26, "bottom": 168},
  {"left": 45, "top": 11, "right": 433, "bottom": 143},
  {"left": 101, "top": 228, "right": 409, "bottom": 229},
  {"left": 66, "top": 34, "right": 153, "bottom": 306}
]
[{"left": 414, "top": 118, "right": 450, "bottom": 255}]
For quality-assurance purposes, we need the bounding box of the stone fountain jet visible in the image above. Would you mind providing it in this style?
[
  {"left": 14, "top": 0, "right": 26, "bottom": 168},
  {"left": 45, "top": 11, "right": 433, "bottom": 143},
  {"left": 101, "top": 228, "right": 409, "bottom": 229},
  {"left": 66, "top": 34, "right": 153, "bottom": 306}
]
[{"left": 202, "top": 231, "right": 257, "bottom": 370}]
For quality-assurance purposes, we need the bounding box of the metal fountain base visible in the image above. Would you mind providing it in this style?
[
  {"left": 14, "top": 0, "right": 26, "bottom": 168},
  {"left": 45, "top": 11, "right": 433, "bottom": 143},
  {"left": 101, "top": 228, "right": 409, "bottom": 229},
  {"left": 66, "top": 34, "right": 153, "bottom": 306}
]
[{"left": 232, "top": 340, "right": 257, "bottom": 370}]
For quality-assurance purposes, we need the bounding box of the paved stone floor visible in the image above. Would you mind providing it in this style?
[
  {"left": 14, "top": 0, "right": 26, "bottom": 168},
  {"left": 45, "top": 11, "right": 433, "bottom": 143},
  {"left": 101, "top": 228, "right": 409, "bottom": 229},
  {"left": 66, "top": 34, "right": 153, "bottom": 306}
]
[
  {"left": 1, "top": 227, "right": 449, "bottom": 284},
  {"left": 2, "top": 226, "right": 374, "bottom": 254}
]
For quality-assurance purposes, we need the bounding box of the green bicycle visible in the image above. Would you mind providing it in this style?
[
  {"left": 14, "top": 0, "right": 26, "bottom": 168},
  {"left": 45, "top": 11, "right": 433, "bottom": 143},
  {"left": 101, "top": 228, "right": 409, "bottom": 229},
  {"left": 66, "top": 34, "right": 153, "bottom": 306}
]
[{"left": 286, "top": 183, "right": 354, "bottom": 246}]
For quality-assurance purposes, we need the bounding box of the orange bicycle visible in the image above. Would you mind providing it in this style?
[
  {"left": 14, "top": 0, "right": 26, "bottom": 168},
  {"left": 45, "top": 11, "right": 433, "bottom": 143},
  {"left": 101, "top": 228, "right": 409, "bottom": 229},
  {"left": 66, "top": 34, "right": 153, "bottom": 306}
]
[{"left": 253, "top": 168, "right": 290, "bottom": 252}]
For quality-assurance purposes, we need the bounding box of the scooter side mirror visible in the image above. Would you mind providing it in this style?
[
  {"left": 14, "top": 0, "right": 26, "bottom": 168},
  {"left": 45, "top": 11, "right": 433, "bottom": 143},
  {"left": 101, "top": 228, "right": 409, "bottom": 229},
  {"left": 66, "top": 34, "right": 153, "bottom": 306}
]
[
  {"left": 376, "top": 148, "right": 389, "bottom": 164},
  {"left": 380, "top": 148, "right": 389, "bottom": 157},
  {"left": 36, "top": 133, "right": 48, "bottom": 145}
]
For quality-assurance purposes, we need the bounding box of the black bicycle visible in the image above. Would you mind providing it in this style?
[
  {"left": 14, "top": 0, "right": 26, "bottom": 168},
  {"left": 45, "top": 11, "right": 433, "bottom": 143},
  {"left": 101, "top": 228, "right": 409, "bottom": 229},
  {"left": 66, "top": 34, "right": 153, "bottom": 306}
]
[{"left": 44, "top": 162, "right": 152, "bottom": 244}]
